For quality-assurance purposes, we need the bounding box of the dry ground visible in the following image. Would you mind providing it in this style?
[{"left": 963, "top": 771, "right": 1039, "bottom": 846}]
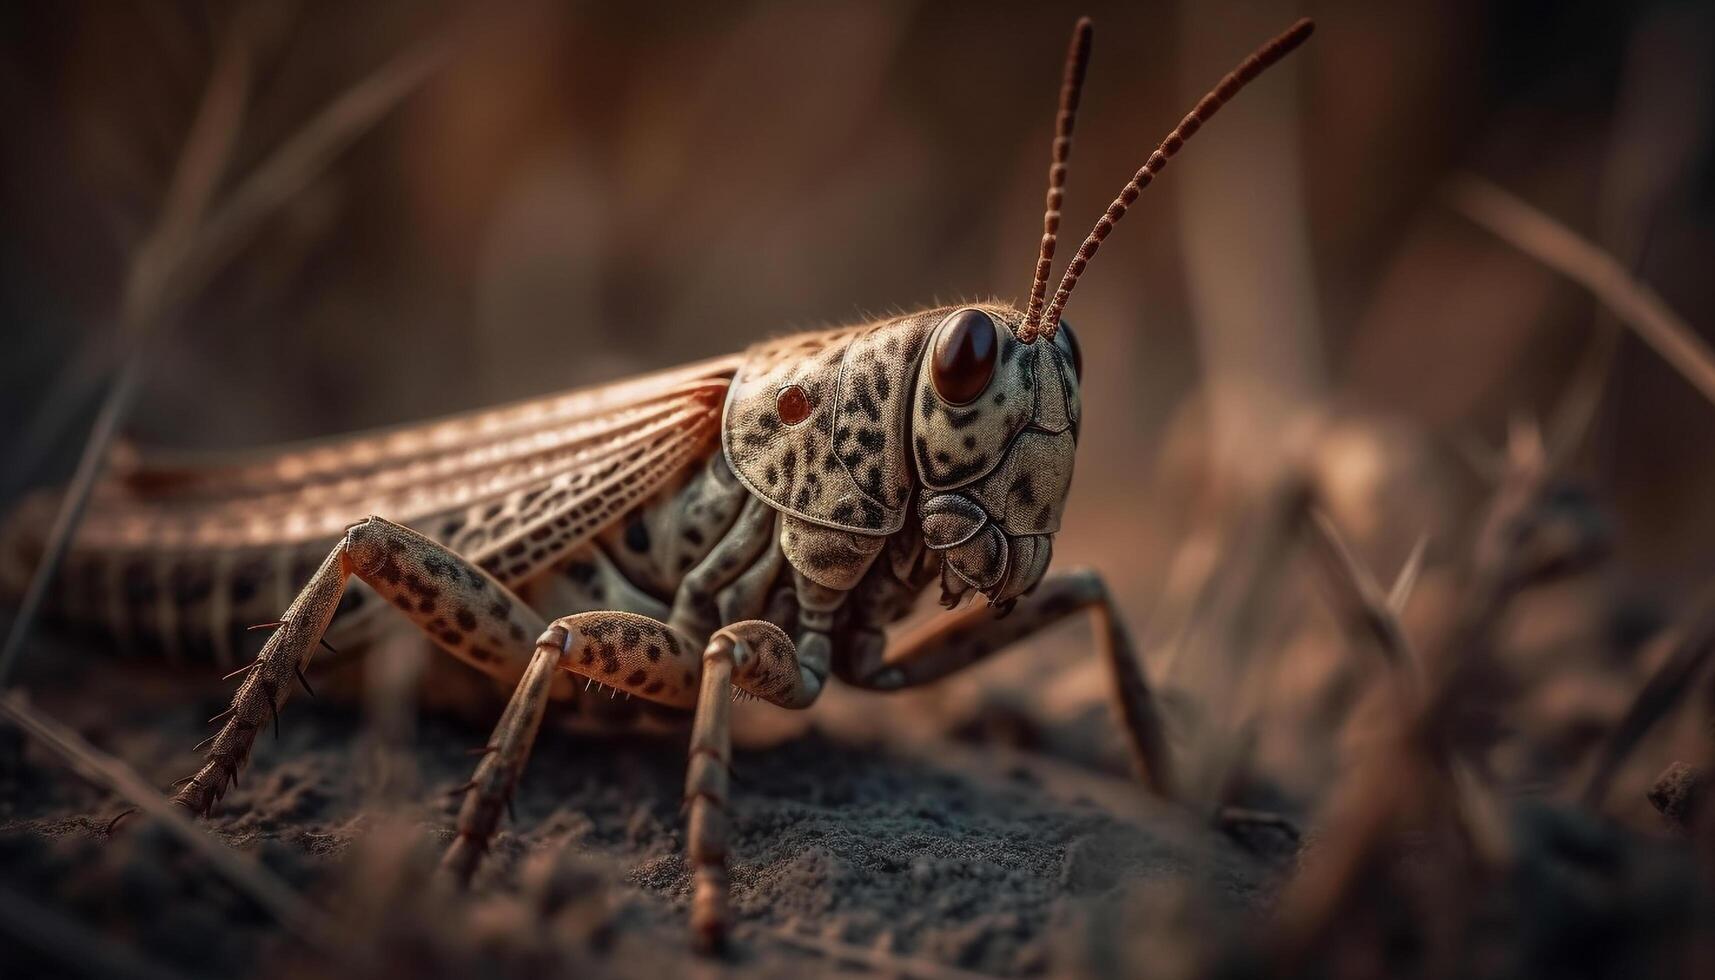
[{"left": 0, "top": 630, "right": 1278, "bottom": 980}]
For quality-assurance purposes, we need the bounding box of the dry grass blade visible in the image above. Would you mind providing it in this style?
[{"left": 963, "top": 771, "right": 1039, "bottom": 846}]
[
  {"left": 1278, "top": 750, "right": 1503, "bottom": 970},
  {"left": 127, "top": 13, "right": 255, "bottom": 323},
  {"left": 1388, "top": 533, "right": 1429, "bottom": 615},
  {"left": 0, "top": 361, "right": 143, "bottom": 687},
  {"left": 167, "top": 32, "right": 454, "bottom": 314},
  {"left": 0, "top": 21, "right": 452, "bottom": 690},
  {"left": 0, "top": 693, "right": 342, "bottom": 956},
  {"left": 1275, "top": 437, "right": 1557, "bottom": 967},
  {"left": 0, "top": 20, "right": 253, "bottom": 689},
  {"left": 1304, "top": 509, "right": 1510, "bottom": 865},
  {"left": 1546, "top": 323, "right": 1622, "bottom": 468},
  {"left": 0, "top": 883, "right": 191, "bottom": 980},
  {"left": 2, "top": 13, "right": 250, "bottom": 498},
  {"left": 1271, "top": 731, "right": 1428, "bottom": 964},
  {"left": 1423, "top": 420, "right": 1555, "bottom": 734},
  {"left": 1303, "top": 505, "right": 1420, "bottom": 686},
  {"left": 0, "top": 20, "right": 436, "bottom": 944},
  {"left": 1447, "top": 175, "right": 1715, "bottom": 409},
  {"left": 1173, "top": 478, "right": 1310, "bottom": 807},
  {"left": 0, "top": 332, "right": 119, "bottom": 502},
  {"left": 1581, "top": 591, "right": 1715, "bottom": 807}
]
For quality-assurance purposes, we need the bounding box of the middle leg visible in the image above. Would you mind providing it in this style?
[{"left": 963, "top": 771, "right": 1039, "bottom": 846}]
[
  {"left": 439, "top": 610, "right": 815, "bottom": 901},
  {"left": 682, "top": 619, "right": 821, "bottom": 951},
  {"left": 440, "top": 609, "right": 707, "bottom": 883}
]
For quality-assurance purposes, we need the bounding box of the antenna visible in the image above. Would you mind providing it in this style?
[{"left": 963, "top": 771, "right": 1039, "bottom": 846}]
[
  {"left": 1018, "top": 17, "right": 1095, "bottom": 344},
  {"left": 1036, "top": 17, "right": 1315, "bottom": 339}
]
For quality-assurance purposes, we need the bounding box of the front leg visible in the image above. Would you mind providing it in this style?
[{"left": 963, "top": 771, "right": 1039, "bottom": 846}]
[
  {"left": 775, "top": 513, "right": 882, "bottom": 709},
  {"left": 837, "top": 568, "right": 1175, "bottom": 799}
]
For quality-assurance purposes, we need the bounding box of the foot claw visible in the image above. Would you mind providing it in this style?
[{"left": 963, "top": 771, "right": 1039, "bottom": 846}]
[{"left": 171, "top": 778, "right": 214, "bottom": 817}]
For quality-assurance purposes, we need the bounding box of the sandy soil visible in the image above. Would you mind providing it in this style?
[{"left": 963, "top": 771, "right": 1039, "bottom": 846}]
[{"left": 0, "top": 633, "right": 1279, "bottom": 979}]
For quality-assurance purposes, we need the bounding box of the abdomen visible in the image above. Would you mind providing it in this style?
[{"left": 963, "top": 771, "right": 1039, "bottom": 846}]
[{"left": 2, "top": 491, "right": 368, "bottom": 666}]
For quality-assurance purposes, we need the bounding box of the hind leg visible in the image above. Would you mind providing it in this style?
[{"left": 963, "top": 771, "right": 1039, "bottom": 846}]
[{"left": 171, "top": 516, "right": 547, "bottom": 815}]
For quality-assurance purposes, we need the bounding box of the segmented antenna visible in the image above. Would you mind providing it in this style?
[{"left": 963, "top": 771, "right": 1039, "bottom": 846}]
[
  {"left": 1017, "top": 17, "right": 1095, "bottom": 344},
  {"left": 1036, "top": 17, "right": 1315, "bottom": 339}
]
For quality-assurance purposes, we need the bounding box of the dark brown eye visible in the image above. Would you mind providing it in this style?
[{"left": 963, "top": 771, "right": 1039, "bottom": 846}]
[
  {"left": 1057, "top": 321, "right": 1082, "bottom": 380},
  {"left": 776, "top": 384, "right": 811, "bottom": 425},
  {"left": 931, "top": 309, "right": 998, "bottom": 405}
]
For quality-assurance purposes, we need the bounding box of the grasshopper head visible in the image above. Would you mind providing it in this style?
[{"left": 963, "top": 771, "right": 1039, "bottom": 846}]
[
  {"left": 910, "top": 15, "right": 1313, "bottom": 609},
  {"left": 723, "top": 17, "right": 1310, "bottom": 607},
  {"left": 913, "top": 304, "right": 1081, "bottom": 608}
]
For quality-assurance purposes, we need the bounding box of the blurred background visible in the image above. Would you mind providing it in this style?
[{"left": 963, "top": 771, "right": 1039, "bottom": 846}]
[
  {"left": 3, "top": 0, "right": 1715, "bottom": 789},
  {"left": 2, "top": 0, "right": 1714, "bottom": 825},
  {"left": 4, "top": 4, "right": 1715, "bottom": 975},
  {"left": 3, "top": 0, "right": 1712, "bottom": 585}
]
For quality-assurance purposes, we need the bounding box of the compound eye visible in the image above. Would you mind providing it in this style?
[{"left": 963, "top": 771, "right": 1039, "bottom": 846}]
[
  {"left": 1056, "top": 321, "right": 1082, "bottom": 380},
  {"left": 930, "top": 309, "right": 998, "bottom": 405}
]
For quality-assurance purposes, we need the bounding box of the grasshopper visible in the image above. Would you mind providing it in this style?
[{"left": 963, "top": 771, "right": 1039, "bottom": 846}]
[{"left": 1, "top": 16, "right": 1313, "bottom": 949}]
